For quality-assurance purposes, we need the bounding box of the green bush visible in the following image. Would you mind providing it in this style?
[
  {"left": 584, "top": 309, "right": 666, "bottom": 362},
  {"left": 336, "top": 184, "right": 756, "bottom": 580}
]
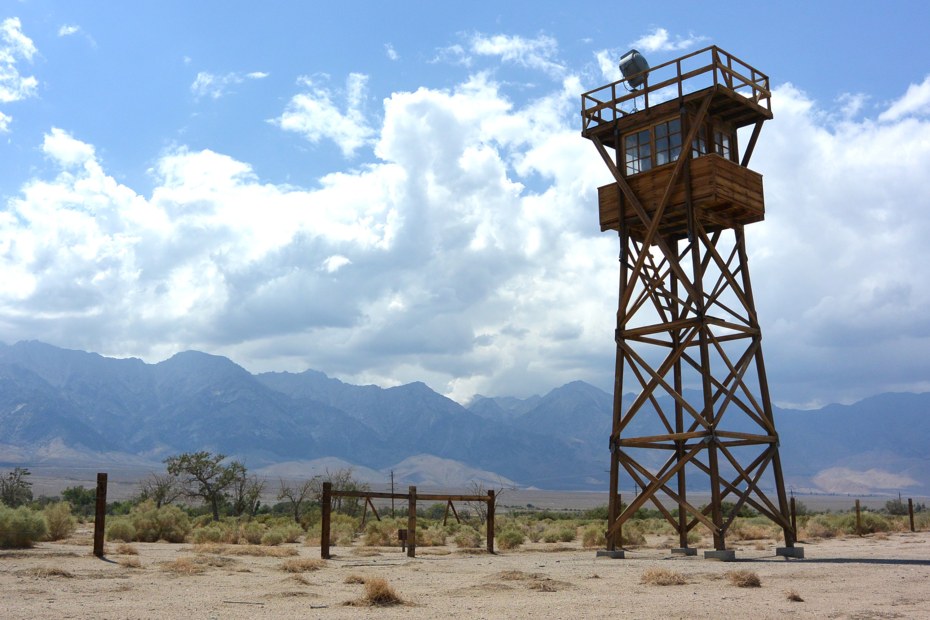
[
  {"left": 453, "top": 526, "right": 483, "bottom": 548},
  {"left": 415, "top": 524, "right": 447, "bottom": 547},
  {"left": 0, "top": 505, "right": 48, "bottom": 548},
  {"left": 261, "top": 529, "right": 285, "bottom": 546},
  {"left": 44, "top": 502, "right": 76, "bottom": 541},
  {"left": 582, "top": 524, "right": 605, "bottom": 548},
  {"left": 128, "top": 500, "right": 191, "bottom": 543},
  {"left": 496, "top": 529, "right": 525, "bottom": 550},
  {"left": 106, "top": 518, "right": 137, "bottom": 542},
  {"left": 838, "top": 512, "right": 892, "bottom": 535},
  {"left": 240, "top": 521, "right": 264, "bottom": 544}
]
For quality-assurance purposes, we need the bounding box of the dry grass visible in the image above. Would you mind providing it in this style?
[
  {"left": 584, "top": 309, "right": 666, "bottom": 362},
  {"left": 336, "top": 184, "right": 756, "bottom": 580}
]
[
  {"left": 119, "top": 556, "right": 142, "bottom": 569},
  {"left": 361, "top": 577, "right": 404, "bottom": 606},
  {"left": 18, "top": 566, "right": 75, "bottom": 579},
  {"left": 160, "top": 557, "right": 207, "bottom": 575},
  {"left": 785, "top": 589, "right": 804, "bottom": 602},
  {"left": 640, "top": 568, "right": 687, "bottom": 586},
  {"left": 726, "top": 569, "right": 761, "bottom": 588},
  {"left": 344, "top": 573, "right": 367, "bottom": 584},
  {"left": 189, "top": 543, "right": 297, "bottom": 557},
  {"left": 279, "top": 558, "right": 325, "bottom": 573},
  {"left": 289, "top": 573, "right": 312, "bottom": 585},
  {"left": 115, "top": 543, "right": 139, "bottom": 555}
]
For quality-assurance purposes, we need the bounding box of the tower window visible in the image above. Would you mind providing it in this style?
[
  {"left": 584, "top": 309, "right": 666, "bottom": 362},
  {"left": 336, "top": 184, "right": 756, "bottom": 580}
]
[
  {"left": 713, "top": 129, "right": 733, "bottom": 160},
  {"left": 655, "top": 118, "right": 682, "bottom": 166},
  {"left": 624, "top": 129, "right": 652, "bottom": 175}
]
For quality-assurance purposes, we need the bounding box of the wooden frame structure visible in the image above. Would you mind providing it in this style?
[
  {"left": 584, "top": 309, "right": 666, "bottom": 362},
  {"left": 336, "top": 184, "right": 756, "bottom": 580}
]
[
  {"left": 319, "top": 482, "right": 496, "bottom": 558},
  {"left": 581, "top": 47, "right": 798, "bottom": 555}
]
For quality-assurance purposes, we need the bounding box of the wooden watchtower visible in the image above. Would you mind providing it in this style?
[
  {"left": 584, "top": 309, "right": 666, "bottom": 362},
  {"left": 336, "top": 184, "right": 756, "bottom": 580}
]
[{"left": 581, "top": 46, "right": 800, "bottom": 558}]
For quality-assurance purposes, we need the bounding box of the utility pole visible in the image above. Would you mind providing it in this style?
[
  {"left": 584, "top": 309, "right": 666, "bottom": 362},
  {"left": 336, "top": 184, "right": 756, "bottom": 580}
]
[{"left": 390, "top": 470, "right": 395, "bottom": 518}]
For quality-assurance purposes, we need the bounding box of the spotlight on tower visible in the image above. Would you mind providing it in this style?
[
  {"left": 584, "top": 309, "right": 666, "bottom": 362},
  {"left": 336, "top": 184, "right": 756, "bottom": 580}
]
[{"left": 618, "top": 49, "right": 649, "bottom": 89}]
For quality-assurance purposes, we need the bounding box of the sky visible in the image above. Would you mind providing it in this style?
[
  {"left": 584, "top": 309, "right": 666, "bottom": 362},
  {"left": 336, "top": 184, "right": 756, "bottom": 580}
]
[{"left": 2, "top": 1, "right": 930, "bottom": 409}]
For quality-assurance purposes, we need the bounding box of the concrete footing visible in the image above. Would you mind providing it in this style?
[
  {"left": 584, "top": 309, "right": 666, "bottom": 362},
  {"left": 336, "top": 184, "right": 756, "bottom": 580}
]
[
  {"left": 703, "top": 549, "right": 736, "bottom": 561},
  {"left": 776, "top": 546, "right": 804, "bottom": 559},
  {"left": 596, "top": 549, "right": 626, "bottom": 559},
  {"left": 671, "top": 547, "right": 697, "bottom": 556}
]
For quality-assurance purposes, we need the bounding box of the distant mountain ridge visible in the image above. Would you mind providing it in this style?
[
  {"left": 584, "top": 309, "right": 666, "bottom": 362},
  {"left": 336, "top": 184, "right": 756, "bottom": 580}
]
[{"left": 1, "top": 340, "right": 928, "bottom": 494}]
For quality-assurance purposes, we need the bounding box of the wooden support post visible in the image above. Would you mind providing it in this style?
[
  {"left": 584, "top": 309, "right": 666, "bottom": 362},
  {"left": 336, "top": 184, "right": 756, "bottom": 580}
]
[
  {"left": 855, "top": 499, "right": 862, "bottom": 536},
  {"left": 407, "top": 486, "right": 417, "bottom": 558},
  {"left": 908, "top": 498, "right": 915, "bottom": 532},
  {"left": 486, "top": 490, "right": 495, "bottom": 554},
  {"left": 790, "top": 497, "right": 797, "bottom": 539},
  {"left": 321, "top": 482, "right": 332, "bottom": 559},
  {"left": 442, "top": 500, "right": 450, "bottom": 526},
  {"left": 92, "top": 473, "right": 107, "bottom": 558}
]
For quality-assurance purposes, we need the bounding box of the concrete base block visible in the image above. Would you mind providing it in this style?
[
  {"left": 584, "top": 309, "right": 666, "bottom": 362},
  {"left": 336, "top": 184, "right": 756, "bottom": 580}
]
[
  {"left": 703, "top": 549, "right": 736, "bottom": 561},
  {"left": 671, "top": 547, "right": 697, "bottom": 556},
  {"left": 596, "top": 549, "right": 626, "bottom": 559},
  {"left": 776, "top": 546, "right": 804, "bottom": 559}
]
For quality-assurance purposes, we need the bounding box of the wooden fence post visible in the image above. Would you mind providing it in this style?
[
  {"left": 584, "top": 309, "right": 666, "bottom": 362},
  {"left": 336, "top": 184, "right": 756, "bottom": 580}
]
[
  {"left": 407, "top": 486, "right": 417, "bottom": 558},
  {"left": 486, "top": 490, "right": 495, "bottom": 554},
  {"left": 790, "top": 496, "right": 797, "bottom": 539},
  {"left": 855, "top": 499, "right": 862, "bottom": 536},
  {"left": 321, "top": 482, "right": 332, "bottom": 559},
  {"left": 93, "top": 473, "right": 107, "bottom": 558},
  {"left": 908, "top": 498, "right": 915, "bottom": 533}
]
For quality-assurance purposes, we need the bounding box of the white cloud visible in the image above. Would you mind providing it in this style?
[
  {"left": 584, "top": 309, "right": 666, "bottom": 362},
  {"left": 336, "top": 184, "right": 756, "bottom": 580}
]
[
  {"left": 0, "top": 17, "right": 38, "bottom": 109},
  {"left": 0, "top": 109, "right": 10, "bottom": 133},
  {"left": 470, "top": 33, "right": 564, "bottom": 77},
  {"left": 274, "top": 73, "right": 375, "bottom": 157},
  {"left": 191, "top": 70, "right": 267, "bottom": 100},
  {"left": 879, "top": 75, "right": 930, "bottom": 122},
  {"left": 58, "top": 24, "right": 80, "bottom": 37},
  {"left": 385, "top": 43, "right": 399, "bottom": 61},
  {"left": 630, "top": 27, "right": 706, "bottom": 54},
  {"left": 43, "top": 127, "right": 96, "bottom": 167}
]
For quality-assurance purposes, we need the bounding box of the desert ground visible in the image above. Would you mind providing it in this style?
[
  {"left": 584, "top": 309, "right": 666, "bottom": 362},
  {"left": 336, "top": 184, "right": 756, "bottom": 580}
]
[{"left": 2, "top": 526, "right": 929, "bottom": 619}]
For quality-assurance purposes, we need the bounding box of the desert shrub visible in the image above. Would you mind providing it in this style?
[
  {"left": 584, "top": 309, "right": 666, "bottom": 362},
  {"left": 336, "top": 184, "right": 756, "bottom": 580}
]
[
  {"left": 106, "top": 518, "right": 137, "bottom": 543},
  {"left": 280, "top": 558, "right": 325, "bottom": 573},
  {"left": 415, "top": 524, "right": 446, "bottom": 547},
  {"left": 726, "top": 569, "right": 761, "bottom": 587},
  {"left": 363, "top": 520, "right": 400, "bottom": 546},
  {"left": 240, "top": 521, "right": 264, "bottom": 544},
  {"left": 191, "top": 525, "right": 223, "bottom": 544},
  {"left": 43, "top": 501, "right": 76, "bottom": 541},
  {"left": 330, "top": 514, "right": 358, "bottom": 545},
  {"left": 261, "top": 529, "right": 285, "bottom": 546},
  {"left": 280, "top": 523, "right": 303, "bottom": 543},
  {"left": 802, "top": 514, "right": 839, "bottom": 539},
  {"left": 729, "top": 518, "right": 777, "bottom": 541},
  {"left": 496, "top": 529, "right": 525, "bottom": 550},
  {"left": 361, "top": 577, "right": 403, "bottom": 606},
  {"left": 640, "top": 568, "right": 686, "bottom": 585},
  {"left": 128, "top": 500, "right": 191, "bottom": 543},
  {"left": 582, "top": 525, "right": 605, "bottom": 548},
  {"left": 0, "top": 505, "right": 48, "bottom": 548},
  {"left": 620, "top": 523, "right": 647, "bottom": 547},
  {"left": 837, "top": 512, "right": 892, "bottom": 535},
  {"left": 453, "top": 526, "right": 482, "bottom": 548}
]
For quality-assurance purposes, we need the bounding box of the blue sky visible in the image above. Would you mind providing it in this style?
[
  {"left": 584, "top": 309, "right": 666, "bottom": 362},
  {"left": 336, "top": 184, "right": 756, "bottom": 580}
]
[{"left": 2, "top": 1, "right": 930, "bottom": 408}]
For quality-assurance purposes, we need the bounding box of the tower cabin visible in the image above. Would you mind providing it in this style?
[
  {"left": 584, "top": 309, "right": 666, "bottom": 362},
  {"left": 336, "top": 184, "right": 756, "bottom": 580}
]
[{"left": 581, "top": 46, "right": 772, "bottom": 243}]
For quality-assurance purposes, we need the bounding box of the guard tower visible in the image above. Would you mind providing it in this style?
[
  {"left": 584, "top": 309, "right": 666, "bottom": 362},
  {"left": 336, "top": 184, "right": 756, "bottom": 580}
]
[{"left": 581, "top": 46, "right": 800, "bottom": 559}]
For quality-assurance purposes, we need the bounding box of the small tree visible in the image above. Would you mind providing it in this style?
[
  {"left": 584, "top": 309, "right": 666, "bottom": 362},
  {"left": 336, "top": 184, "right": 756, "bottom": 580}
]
[
  {"left": 138, "top": 473, "right": 184, "bottom": 508},
  {"left": 0, "top": 467, "right": 33, "bottom": 507},
  {"left": 61, "top": 485, "right": 97, "bottom": 517},
  {"left": 230, "top": 473, "right": 265, "bottom": 519},
  {"left": 312, "top": 468, "right": 369, "bottom": 516},
  {"left": 277, "top": 477, "right": 320, "bottom": 523},
  {"left": 164, "top": 451, "right": 245, "bottom": 521}
]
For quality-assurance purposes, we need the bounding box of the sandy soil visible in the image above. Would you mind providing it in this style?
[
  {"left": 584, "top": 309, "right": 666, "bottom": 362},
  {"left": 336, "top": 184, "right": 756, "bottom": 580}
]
[{"left": 2, "top": 528, "right": 929, "bottom": 619}]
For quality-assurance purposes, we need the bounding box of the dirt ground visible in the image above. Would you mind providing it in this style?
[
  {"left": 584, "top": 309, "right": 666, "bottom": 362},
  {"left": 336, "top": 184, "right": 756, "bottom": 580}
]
[{"left": 2, "top": 527, "right": 929, "bottom": 619}]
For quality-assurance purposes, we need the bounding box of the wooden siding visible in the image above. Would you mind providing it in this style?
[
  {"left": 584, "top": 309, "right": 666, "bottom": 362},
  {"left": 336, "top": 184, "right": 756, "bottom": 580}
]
[{"left": 598, "top": 154, "right": 764, "bottom": 240}]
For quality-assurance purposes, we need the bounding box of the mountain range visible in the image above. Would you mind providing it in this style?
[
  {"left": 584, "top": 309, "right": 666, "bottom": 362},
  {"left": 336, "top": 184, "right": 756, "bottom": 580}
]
[{"left": 1, "top": 340, "right": 928, "bottom": 495}]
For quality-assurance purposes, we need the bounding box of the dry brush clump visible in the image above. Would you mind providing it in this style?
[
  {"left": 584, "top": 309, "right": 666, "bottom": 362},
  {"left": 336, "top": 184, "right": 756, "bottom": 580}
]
[
  {"left": 279, "top": 558, "right": 325, "bottom": 573},
  {"left": 0, "top": 505, "right": 47, "bottom": 548},
  {"left": 640, "top": 568, "right": 687, "bottom": 586},
  {"left": 344, "top": 576, "right": 405, "bottom": 607},
  {"left": 785, "top": 589, "right": 804, "bottom": 602},
  {"left": 190, "top": 543, "right": 298, "bottom": 557},
  {"left": 43, "top": 501, "right": 76, "bottom": 541},
  {"left": 726, "top": 569, "right": 761, "bottom": 587},
  {"left": 18, "top": 566, "right": 75, "bottom": 579}
]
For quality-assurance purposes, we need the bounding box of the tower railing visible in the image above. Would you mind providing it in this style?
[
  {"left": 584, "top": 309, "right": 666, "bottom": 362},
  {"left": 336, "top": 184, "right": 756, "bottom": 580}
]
[{"left": 581, "top": 46, "right": 771, "bottom": 133}]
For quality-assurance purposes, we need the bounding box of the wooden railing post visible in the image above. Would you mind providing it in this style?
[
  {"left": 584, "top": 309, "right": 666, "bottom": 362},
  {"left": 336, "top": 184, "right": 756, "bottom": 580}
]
[
  {"left": 92, "top": 473, "right": 107, "bottom": 558},
  {"left": 486, "top": 490, "right": 495, "bottom": 554},
  {"left": 321, "top": 482, "right": 332, "bottom": 559},
  {"left": 407, "top": 486, "right": 417, "bottom": 558},
  {"left": 855, "top": 499, "right": 862, "bottom": 536},
  {"left": 790, "top": 496, "right": 797, "bottom": 539},
  {"left": 908, "top": 498, "right": 915, "bottom": 532}
]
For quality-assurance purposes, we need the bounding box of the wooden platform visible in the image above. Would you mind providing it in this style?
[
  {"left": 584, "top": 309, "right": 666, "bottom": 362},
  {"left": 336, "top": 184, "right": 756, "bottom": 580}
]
[{"left": 597, "top": 154, "right": 764, "bottom": 240}]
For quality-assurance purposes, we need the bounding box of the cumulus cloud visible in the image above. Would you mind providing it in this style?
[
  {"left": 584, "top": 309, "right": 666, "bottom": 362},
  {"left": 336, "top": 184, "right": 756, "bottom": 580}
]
[
  {"left": 274, "top": 73, "right": 375, "bottom": 157},
  {"left": 470, "top": 33, "right": 564, "bottom": 77},
  {"left": 879, "top": 75, "right": 930, "bottom": 122},
  {"left": 191, "top": 70, "right": 267, "bottom": 100},
  {"left": 0, "top": 17, "right": 38, "bottom": 130},
  {"left": 3, "top": 43, "right": 930, "bottom": 409},
  {"left": 630, "top": 27, "right": 706, "bottom": 54}
]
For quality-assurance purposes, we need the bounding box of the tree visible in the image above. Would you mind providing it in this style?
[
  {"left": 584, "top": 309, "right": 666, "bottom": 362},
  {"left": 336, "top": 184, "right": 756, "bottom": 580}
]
[
  {"left": 0, "top": 467, "right": 33, "bottom": 507},
  {"left": 164, "top": 451, "right": 245, "bottom": 521},
  {"left": 277, "top": 477, "right": 320, "bottom": 523},
  {"left": 138, "top": 473, "right": 184, "bottom": 508},
  {"left": 311, "top": 468, "right": 369, "bottom": 516},
  {"left": 61, "top": 485, "right": 96, "bottom": 517},
  {"left": 230, "top": 473, "right": 265, "bottom": 519}
]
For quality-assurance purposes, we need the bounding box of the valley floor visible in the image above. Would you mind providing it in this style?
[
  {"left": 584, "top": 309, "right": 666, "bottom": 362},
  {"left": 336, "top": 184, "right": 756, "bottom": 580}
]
[{"left": 2, "top": 529, "right": 929, "bottom": 619}]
